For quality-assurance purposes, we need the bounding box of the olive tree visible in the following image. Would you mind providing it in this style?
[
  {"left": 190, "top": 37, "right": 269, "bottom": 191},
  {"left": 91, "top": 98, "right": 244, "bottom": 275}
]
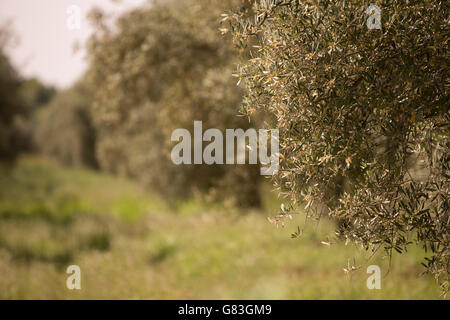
[
  {"left": 86, "top": 0, "right": 262, "bottom": 207},
  {"left": 226, "top": 0, "right": 449, "bottom": 292}
]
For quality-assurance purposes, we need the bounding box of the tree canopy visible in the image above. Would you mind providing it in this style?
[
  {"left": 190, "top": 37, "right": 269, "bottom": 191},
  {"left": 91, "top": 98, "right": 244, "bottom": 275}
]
[
  {"left": 227, "top": 0, "right": 449, "bottom": 293},
  {"left": 86, "top": 0, "right": 262, "bottom": 207}
]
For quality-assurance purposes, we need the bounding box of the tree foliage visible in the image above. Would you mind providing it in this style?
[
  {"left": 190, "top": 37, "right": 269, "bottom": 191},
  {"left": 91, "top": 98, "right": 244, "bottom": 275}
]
[{"left": 227, "top": 0, "right": 449, "bottom": 292}]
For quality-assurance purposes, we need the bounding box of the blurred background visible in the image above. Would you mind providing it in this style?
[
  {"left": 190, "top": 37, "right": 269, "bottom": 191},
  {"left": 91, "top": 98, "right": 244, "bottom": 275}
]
[{"left": 0, "top": 0, "right": 441, "bottom": 299}]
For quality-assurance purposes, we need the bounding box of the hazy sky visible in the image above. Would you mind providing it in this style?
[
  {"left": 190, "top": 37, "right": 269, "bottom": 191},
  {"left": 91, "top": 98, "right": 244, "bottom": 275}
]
[{"left": 0, "top": 0, "right": 148, "bottom": 88}]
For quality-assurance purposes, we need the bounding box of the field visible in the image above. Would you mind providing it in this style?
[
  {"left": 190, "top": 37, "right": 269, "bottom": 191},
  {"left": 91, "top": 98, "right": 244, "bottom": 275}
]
[{"left": 0, "top": 156, "right": 443, "bottom": 299}]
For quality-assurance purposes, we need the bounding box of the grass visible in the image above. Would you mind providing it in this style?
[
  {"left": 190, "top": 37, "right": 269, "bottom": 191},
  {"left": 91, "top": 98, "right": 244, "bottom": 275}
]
[{"left": 0, "top": 156, "right": 445, "bottom": 299}]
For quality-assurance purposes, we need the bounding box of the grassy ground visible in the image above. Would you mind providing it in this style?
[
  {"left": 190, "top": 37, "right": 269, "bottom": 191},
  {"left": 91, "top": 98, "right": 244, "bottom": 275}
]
[{"left": 0, "top": 156, "right": 444, "bottom": 299}]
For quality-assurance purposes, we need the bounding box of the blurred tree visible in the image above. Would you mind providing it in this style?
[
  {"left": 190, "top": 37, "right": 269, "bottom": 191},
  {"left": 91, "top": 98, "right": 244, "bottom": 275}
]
[
  {"left": 86, "top": 0, "right": 262, "bottom": 207},
  {"left": 0, "top": 28, "right": 28, "bottom": 162},
  {"left": 228, "top": 0, "right": 449, "bottom": 292},
  {"left": 17, "top": 78, "right": 57, "bottom": 153},
  {"left": 20, "top": 78, "right": 56, "bottom": 109},
  {"left": 35, "top": 83, "right": 98, "bottom": 168}
]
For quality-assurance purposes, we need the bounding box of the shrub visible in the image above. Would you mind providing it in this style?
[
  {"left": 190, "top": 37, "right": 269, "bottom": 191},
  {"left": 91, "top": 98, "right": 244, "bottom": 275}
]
[{"left": 228, "top": 0, "right": 449, "bottom": 292}]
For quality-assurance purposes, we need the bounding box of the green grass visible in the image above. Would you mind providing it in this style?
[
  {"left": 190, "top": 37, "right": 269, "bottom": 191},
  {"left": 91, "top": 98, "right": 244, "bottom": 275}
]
[{"left": 0, "top": 156, "right": 445, "bottom": 299}]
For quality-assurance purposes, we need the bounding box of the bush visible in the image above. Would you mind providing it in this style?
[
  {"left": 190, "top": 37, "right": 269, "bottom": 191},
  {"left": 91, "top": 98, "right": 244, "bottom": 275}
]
[
  {"left": 228, "top": 0, "right": 449, "bottom": 292},
  {"left": 86, "top": 0, "right": 262, "bottom": 207},
  {"left": 35, "top": 84, "right": 98, "bottom": 168}
]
